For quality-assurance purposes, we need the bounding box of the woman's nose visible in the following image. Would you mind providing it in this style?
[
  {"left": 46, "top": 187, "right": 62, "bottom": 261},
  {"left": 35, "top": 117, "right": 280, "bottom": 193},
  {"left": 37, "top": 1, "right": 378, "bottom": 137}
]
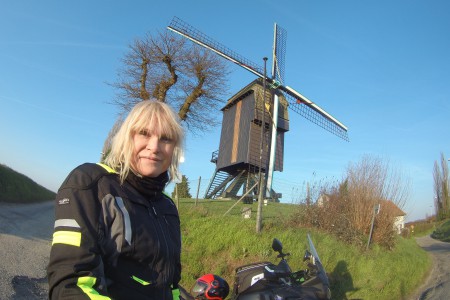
[{"left": 146, "top": 136, "right": 160, "bottom": 151}]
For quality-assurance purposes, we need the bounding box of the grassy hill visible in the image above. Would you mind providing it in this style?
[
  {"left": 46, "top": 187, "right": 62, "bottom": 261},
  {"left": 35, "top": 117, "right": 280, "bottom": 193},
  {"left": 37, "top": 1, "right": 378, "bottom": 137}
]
[
  {"left": 176, "top": 199, "right": 431, "bottom": 300},
  {"left": 0, "top": 164, "right": 56, "bottom": 203}
]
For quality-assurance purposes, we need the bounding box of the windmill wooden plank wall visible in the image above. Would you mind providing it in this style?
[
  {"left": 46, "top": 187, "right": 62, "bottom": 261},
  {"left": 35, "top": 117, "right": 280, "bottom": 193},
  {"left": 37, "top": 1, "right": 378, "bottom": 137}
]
[{"left": 205, "top": 79, "right": 289, "bottom": 199}]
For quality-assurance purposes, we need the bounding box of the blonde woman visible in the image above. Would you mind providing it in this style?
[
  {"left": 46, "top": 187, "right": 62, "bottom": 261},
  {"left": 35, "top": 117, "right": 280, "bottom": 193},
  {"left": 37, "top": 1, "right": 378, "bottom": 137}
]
[{"left": 48, "top": 100, "right": 184, "bottom": 300}]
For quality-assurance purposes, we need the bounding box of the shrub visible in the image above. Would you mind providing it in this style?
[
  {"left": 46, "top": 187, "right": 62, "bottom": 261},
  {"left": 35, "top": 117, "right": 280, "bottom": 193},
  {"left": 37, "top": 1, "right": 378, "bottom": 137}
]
[{"left": 288, "top": 155, "right": 409, "bottom": 250}]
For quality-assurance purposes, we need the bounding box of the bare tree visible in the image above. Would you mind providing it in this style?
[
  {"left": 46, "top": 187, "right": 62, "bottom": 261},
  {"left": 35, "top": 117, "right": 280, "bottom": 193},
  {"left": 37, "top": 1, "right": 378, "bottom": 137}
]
[
  {"left": 293, "top": 155, "right": 411, "bottom": 249},
  {"left": 109, "top": 30, "right": 230, "bottom": 133},
  {"left": 433, "top": 152, "right": 449, "bottom": 220},
  {"left": 345, "top": 156, "right": 409, "bottom": 244}
]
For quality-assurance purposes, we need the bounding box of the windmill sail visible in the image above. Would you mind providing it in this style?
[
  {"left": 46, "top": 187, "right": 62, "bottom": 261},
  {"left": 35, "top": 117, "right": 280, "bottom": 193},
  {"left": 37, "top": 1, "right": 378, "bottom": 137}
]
[
  {"left": 267, "top": 23, "right": 287, "bottom": 197},
  {"left": 167, "top": 16, "right": 349, "bottom": 141},
  {"left": 168, "top": 17, "right": 264, "bottom": 78},
  {"left": 272, "top": 23, "right": 286, "bottom": 85}
]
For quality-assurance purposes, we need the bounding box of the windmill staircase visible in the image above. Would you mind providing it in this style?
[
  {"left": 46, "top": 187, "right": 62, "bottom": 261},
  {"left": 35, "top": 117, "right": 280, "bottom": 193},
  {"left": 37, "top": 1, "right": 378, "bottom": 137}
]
[
  {"left": 204, "top": 150, "right": 281, "bottom": 202},
  {"left": 204, "top": 169, "right": 250, "bottom": 199}
]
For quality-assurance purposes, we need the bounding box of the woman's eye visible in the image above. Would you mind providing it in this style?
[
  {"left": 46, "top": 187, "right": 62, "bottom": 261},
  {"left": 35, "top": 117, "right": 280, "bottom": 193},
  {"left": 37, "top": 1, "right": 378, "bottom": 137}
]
[
  {"left": 139, "top": 130, "right": 150, "bottom": 137},
  {"left": 160, "top": 136, "right": 173, "bottom": 143}
]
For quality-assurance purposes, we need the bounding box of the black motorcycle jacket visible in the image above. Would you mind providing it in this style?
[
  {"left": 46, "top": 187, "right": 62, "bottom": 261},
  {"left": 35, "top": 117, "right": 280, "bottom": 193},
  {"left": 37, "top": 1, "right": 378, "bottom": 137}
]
[{"left": 47, "top": 163, "right": 181, "bottom": 299}]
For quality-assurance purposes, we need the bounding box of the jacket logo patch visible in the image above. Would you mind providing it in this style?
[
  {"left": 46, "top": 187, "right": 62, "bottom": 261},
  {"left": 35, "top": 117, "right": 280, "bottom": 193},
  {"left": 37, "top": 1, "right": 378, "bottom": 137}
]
[{"left": 58, "top": 198, "right": 70, "bottom": 205}]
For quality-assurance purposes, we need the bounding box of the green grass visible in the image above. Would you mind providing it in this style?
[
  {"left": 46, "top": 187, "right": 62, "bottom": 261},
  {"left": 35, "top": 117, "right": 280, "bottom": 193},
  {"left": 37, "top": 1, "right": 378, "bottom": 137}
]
[{"left": 176, "top": 199, "right": 431, "bottom": 300}]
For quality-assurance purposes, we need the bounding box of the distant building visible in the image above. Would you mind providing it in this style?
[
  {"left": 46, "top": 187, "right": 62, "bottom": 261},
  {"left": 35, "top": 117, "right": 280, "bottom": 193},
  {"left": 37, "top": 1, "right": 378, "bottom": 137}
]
[
  {"left": 317, "top": 193, "right": 330, "bottom": 207},
  {"left": 380, "top": 200, "right": 406, "bottom": 234},
  {"left": 316, "top": 194, "right": 406, "bottom": 234}
]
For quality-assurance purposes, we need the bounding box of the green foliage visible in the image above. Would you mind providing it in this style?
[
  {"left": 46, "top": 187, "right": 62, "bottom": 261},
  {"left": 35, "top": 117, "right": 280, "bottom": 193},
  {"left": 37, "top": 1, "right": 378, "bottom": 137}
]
[
  {"left": 172, "top": 175, "right": 192, "bottom": 199},
  {"left": 433, "top": 152, "right": 450, "bottom": 220},
  {"left": 405, "top": 219, "right": 437, "bottom": 237},
  {"left": 0, "top": 164, "right": 56, "bottom": 203},
  {"left": 431, "top": 219, "right": 450, "bottom": 242},
  {"left": 176, "top": 199, "right": 431, "bottom": 300}
]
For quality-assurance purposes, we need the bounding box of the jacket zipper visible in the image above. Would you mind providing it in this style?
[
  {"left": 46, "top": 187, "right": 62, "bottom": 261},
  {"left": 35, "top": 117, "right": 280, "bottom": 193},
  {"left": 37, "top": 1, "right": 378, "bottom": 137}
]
[{"left": 148, "top": 201, "right": 173, "bottom": 300}]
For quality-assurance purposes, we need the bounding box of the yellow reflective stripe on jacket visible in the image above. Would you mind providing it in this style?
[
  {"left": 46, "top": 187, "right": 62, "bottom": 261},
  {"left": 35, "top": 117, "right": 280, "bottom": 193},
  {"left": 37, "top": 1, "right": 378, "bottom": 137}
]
[
  {"left": 131, "top": 275, "right": 152, "bottom": 286},
  {"left": 96, "top": 163, "right": 117, "bottom": 174},
  {"left": 52, "top": 231, "right": 81, "bottom": 247},
  {"left": 77, "top": 277, "right": 111, "bottom": 300}
]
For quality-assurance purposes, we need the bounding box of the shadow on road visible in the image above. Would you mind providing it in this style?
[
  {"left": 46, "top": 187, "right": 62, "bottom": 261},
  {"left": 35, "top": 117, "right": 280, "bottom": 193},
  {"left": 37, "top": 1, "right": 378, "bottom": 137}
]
[
  {"left": 0, "top": 202, "right": 53, "bottom": 299},
  {"left": 11, "top": 276, "right": 48, "bottom": 300}
]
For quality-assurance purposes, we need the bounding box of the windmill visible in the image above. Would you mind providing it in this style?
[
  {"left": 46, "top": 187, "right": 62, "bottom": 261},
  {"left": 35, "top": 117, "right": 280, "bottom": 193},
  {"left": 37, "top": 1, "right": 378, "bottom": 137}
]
[{"left": 167, "top": 17, "right": 348, "bottom": 201}]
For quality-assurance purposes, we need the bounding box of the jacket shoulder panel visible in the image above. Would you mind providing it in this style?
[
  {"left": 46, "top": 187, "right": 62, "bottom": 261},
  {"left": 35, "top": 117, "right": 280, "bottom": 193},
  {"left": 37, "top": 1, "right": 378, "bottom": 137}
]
[{"left": 59, "top": 163, "right": 113, "bottom": 191}]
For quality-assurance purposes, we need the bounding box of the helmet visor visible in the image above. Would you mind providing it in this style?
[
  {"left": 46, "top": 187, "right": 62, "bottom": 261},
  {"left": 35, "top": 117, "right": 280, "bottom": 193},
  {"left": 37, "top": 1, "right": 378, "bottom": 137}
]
[{"left": 191, "top": 280, "right": 208, "bottom": 297}]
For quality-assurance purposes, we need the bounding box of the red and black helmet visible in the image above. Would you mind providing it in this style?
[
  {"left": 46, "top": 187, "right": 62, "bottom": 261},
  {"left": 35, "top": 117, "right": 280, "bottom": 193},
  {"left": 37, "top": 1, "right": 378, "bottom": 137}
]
[{"left": 191, "top": 274, "right": 230, "bottom": 300}]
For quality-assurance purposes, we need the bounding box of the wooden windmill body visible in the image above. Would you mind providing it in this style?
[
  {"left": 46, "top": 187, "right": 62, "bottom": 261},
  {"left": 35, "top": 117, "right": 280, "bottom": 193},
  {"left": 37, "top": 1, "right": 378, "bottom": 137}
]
[{"left": 204, "top": 79, "right": 289, "bottom": 200}]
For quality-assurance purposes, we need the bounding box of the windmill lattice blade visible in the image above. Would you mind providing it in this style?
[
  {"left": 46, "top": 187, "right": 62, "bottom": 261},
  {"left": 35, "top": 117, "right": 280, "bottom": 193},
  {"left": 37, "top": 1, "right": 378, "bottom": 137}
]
[
  {"left": 273, "top": 24, "right": 287, "bottom": 85},
  {"left": 168, "top": 17, "right": 265, "bottom": 78},
  {"left": 284, "top": 92, "right": 349, "bottom": 141}
]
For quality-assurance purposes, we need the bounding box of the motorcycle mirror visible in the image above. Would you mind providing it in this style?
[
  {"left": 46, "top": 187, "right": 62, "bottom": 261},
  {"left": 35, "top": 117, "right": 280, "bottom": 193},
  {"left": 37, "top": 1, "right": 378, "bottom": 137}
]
[
  {"left": 272, "top": 238, "right": 283, "bottom": 253},
  {"left": 303, "top": 250, "right": 312, "bottom": 262}
]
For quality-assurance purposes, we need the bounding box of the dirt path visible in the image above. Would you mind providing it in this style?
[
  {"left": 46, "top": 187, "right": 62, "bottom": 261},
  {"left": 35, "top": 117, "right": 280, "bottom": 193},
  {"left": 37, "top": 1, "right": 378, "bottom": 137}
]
[
  {"left": 0, "top": 201, "right": 53, "bottom": 299},
  {"left": 409, "top": 235, "right": 450, "bottom": 300}
]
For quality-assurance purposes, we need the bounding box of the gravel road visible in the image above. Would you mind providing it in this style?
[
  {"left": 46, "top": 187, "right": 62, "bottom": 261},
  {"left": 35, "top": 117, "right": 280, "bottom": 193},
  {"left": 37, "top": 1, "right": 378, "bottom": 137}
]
[
  {"left": 0, "top": 201, "right": 53, "bottom": 299},
  {"left": 409, "top": 235, "right": 450, "bottom": 300},
  {"left": 1, "top": 202, "right": 449, "bottom": 300}
]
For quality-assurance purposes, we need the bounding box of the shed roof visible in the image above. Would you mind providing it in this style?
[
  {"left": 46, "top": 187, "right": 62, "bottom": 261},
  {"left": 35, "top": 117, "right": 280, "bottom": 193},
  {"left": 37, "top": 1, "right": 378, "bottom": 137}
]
[{"left": 380, "top": 200, "right": 406, "bottom": 216}]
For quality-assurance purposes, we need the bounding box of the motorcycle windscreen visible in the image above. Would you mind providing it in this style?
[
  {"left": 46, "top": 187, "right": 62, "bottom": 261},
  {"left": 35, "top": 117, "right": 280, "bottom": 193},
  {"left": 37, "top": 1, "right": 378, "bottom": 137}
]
[{"left": 307, "top": 233, "right": 330, "bottom": 287}]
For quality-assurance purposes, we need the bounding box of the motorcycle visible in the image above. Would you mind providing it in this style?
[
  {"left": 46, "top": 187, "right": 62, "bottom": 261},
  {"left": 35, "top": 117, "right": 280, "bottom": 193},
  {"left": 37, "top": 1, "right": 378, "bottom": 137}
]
[{"left": 180, "top": 234, "right": 331, "bottom": 300}]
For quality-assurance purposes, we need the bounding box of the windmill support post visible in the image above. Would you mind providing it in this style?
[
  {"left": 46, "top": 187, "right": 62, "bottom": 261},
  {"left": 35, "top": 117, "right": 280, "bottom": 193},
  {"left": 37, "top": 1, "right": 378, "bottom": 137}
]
[
  {"left": 266, "top": 23, "right": 285, "bottom": 199},
  {"left": 195, "top": 176, "right": 201, "bottom": 206},
  {"left": 266, "top": 93, "right": 279, "bottom": 198},
  {"left": 256, "top": 58, "right": 269, "bottom": 233}
]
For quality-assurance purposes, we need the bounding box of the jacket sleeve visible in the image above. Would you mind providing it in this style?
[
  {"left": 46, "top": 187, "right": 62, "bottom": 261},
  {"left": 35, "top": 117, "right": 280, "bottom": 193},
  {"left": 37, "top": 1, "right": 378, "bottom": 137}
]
[{"left": 47, "top": 166, "right": 111, "bottom": 299}]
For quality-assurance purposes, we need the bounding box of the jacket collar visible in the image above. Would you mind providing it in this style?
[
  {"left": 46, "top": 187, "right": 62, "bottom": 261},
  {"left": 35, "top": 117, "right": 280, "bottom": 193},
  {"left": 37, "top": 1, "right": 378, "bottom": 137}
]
[{"left": 125, "top": 170, "right": 168, "bottom": 200}]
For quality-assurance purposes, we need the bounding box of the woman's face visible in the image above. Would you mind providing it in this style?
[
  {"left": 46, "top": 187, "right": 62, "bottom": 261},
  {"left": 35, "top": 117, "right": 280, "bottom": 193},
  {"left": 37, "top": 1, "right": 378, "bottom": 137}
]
[{"left": 132, "top": 123, "right": 175, "bottom": 178}]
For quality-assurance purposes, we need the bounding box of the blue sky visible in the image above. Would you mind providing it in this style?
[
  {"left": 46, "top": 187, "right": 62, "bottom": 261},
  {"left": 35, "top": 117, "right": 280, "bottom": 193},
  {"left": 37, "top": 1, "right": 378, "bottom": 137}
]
[{"left": 1, "top": 1, "right": 448, "bottom": 221}]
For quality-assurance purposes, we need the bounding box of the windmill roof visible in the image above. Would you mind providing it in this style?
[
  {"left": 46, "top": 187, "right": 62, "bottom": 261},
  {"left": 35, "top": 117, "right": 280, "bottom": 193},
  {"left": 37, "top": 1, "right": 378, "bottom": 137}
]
[
  {"left": 221, "top": 79, "right": 262, "bottom": 110},
  {"left": 222, "top": 78, "right": 287, "bottom": 111}
]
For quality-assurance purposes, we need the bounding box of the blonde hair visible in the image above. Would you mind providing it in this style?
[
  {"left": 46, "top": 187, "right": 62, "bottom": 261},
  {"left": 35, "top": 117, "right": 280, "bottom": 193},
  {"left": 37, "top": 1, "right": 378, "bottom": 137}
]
[{"left": 104, "top": 100, "right": 184, "bottom": 183}]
